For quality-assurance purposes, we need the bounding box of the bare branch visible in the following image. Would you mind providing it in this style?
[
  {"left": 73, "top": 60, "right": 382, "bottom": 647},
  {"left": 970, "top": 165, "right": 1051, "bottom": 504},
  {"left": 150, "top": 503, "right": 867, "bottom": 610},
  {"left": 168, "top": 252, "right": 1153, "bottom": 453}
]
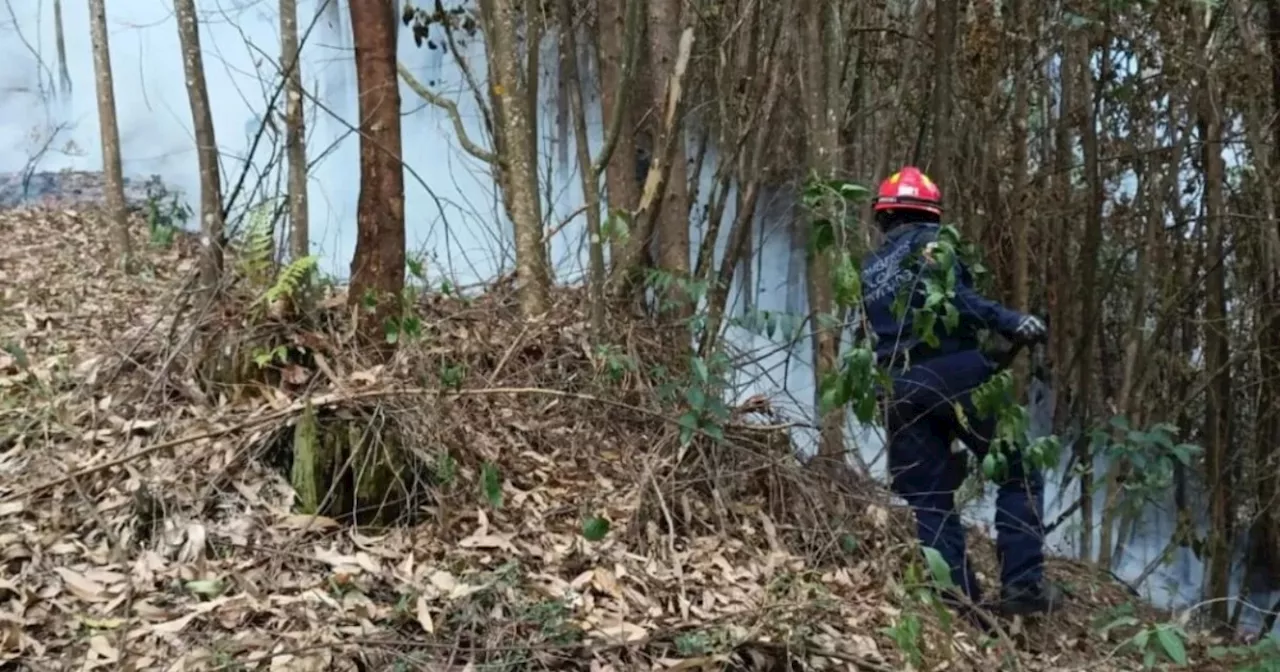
[{"left": 397, "top": 61, "right": 496, "bottom": 164}]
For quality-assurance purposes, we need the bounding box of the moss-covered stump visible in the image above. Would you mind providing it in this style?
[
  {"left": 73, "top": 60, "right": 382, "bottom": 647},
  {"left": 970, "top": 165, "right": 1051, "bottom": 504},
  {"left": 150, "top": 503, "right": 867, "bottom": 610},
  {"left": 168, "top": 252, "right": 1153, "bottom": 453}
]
[
  {"left": 284, "top": 401, "right": 430, "bottom": 526},
  {"left": 194, "top": 322, "right": 318, "bottom": 401}
]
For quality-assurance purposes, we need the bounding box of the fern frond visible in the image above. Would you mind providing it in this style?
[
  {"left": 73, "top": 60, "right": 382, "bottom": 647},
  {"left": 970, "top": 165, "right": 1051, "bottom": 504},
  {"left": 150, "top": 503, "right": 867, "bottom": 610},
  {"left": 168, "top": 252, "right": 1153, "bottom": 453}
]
[
  {"left": 262, "top": 255, "right": 318, "bottom": 306},
  {"left": 236, "top": 201, "right": 277, "bottom": 285}
]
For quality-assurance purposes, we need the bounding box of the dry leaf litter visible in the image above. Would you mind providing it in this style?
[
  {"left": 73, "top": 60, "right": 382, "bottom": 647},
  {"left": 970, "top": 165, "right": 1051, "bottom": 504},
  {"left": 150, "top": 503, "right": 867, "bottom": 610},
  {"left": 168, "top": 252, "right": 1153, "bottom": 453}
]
[{"left": 0, "top": 200, "right": 1236, "bottom": 671}]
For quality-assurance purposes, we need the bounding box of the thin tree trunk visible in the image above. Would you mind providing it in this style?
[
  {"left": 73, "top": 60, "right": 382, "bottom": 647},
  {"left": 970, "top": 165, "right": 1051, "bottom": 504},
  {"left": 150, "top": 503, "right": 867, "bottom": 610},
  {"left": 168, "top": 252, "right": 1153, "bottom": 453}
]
[
  {"left": 1073, "top": 28, "right": 1102, "bottom": 562},
  {"left": 1251, "top": 0, "right": 1280, "bottom": 588},
  {"left": 1048, "top": 36, "right": 1075, "bottom": 442},
  {"left": 559, "top": 0, "right": 605, "bottom": 333},
  {"left": 800, "top": 0, "right": 845, "bottom": 470},
  {"left": 594, "top": 0, "right": 640, "bottom": 268},
  {"left": 86, "top": 0, "right": 130, "bottom": 271},
  {"left": 53, "top": 0, "right": 71, "bottom": 94},
  {"left": 562, "top": 0, "right": 641, "bottom": 334},
  {"left": 347, "top": 0, "right": 406, "bottom": 351},
  {"left": 649, "top": 0, "right": 691, "bottom": 313},
  {"left": 173, "top": 0, "right": 226, "bottom": 293},
  {"left": 698, "top": 38, "right": 785, "bottom": 357},
  {"left": 479, "top": 0, "right": 550, "bottom": 316},
  {"left": 1008, "top": 0, "right": 1032, "bottom": 392},
  {"left": 928, "top": 0, "right": 958, "bottom": 198},
  {"left": 281, "top": 0, "right": 309, "bottom": 262},
  {"left": 1200, "top": 72, "right": 1233, "bottom": 626},
  {"left": 1102, "top": 146, "right": 1158, "bottom": 569}
]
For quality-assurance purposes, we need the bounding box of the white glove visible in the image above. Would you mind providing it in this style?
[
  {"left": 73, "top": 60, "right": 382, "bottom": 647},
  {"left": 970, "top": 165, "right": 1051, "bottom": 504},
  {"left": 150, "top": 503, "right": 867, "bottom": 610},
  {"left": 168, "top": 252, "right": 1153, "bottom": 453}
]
[{"left": 1012, "top": 315, "right": 1047, "bottom": 344}]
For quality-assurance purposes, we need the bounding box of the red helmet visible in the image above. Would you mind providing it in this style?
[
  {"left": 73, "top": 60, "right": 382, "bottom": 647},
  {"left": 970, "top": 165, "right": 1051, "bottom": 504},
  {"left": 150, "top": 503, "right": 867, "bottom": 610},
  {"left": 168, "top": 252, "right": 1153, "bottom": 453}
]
[{"left": 872, "top": 166, "right": 942, "bottom": 216}]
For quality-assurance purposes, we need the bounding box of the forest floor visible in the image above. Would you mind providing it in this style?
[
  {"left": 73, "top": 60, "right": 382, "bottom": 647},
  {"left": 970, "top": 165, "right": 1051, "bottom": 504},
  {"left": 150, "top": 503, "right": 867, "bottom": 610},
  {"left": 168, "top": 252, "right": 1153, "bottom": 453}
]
[{"left": 0, "top": 179, "right": 1262, "bottom": 670}]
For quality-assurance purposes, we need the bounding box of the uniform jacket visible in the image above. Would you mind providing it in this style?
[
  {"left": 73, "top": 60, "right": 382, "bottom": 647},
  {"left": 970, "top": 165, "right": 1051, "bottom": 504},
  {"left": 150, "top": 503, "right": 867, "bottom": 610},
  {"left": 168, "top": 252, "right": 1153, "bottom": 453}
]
[{"left": 860, "top": 222, "right": 1024, "bottom": 368}]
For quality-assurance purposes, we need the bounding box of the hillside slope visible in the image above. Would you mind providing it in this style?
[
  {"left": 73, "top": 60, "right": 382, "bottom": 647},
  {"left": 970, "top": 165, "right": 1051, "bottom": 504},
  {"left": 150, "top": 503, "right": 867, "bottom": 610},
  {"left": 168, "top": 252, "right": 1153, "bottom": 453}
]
[{"left": 0, "top": 203, "right": 1250, "bottom": 671}]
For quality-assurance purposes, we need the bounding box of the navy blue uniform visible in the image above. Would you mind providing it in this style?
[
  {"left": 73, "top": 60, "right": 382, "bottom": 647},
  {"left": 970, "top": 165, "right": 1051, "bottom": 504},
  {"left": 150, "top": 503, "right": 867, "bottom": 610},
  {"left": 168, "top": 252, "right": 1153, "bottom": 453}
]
[{"left": 861, "top": 221, "right": 1047, "bottom": 604}]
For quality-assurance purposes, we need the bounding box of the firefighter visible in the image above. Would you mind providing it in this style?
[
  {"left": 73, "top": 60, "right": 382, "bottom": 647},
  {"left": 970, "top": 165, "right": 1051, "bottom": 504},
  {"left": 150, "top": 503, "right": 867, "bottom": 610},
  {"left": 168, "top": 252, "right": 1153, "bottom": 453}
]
[{"left": 860, "top": 166, "right": 1061, "bottom": 616}]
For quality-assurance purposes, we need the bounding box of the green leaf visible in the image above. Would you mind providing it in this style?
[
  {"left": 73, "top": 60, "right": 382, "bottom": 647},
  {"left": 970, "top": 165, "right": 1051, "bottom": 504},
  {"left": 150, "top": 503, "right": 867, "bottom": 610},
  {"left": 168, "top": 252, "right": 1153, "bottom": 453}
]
[
  {"left": 1155, "top": 626, "right": 1188, "bottom": 664},
  {"left": 1099, "top": 615, "right": 1139, "bottom": 635},
  {"left": 982, "top": 453, "right": 998, "bottom": 479},
  {"left": 480, "top": 462, "right": 503, "bottom": 508},
  {"left": 677, "top": 411, "right": 699, "bottom": 446},
  {"left": 854, "top": 393, "right": 876, "bottom": 424},
  {"left": 582, "top": 515, "right": 611, "bottom": 541},
  {"left": 839, "top": 533, "right": 859, "bottom": 554},
  {"left": 692, "top": 357, "right": 710, "bottom": 384},
  {"left": 833, "top": 253, "right": 862, "bottom": 308},
  {"left": 941, "top": 302, "right": 960, "bottom": 332},
  {"left": 406, "top": 256, "right": 426, "bottom": 280},
  {"left": 685, "top": 386, "right": 706, "bottom": 410},
  {"left": 920, "top": 546, "right": 955, "bottom": 589},
  {"left": 838, "top": 182, "right": 870, "bottom": 201},
  {"left": 401, "top": 314, "right": 422, "bottom": 339}
]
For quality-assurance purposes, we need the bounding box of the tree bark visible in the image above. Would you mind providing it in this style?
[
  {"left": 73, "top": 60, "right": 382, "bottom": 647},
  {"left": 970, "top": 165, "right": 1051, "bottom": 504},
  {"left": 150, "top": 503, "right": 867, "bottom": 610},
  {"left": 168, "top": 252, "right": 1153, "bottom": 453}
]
[
  {"left": 559, "top": 0, "right": 606, "bottom": 332},
  {"left": 86, "top": 0, "right": 130, "bottom": 271},
  {"left": 173, "top": 0, "right": 226, "bottom": 293},
  {"left": 594, "top": 0, "right": 640, "bottom": 244},
  {"left": 800, "top": 0, "right": 845, "bottom": 470},
  {"left": 562, "top": 0, "right": 640, "bottom": 334},
  {"left": 1008, "top": 0, "right": 1031, "bottom": 389},
  {"left": 1251, "top": 0, "right": 1280, "bottom": 589},
  {"left": 478, "top": 0, "right": 551, "bottom": 316},
  {"left": 281, "top": 0, "right": 310, "bottom": 262},
  {"left": 928, "top": 0, "right": 958, "bottom": 197},
  {"left": 1200, "top": 71, "right": 1233, "bottom": 626},
  {"left": 1072, "top": 27, "right": 1101, "bottom": 562},
  {"left": 348, "top": 0, "right": 406, "bottom": 351},
  {"left": 608, "top": 26, "right": 696, "bottom": 299},
  {"left": 648, "top": 0, "right": 689, "bottom": 293}
]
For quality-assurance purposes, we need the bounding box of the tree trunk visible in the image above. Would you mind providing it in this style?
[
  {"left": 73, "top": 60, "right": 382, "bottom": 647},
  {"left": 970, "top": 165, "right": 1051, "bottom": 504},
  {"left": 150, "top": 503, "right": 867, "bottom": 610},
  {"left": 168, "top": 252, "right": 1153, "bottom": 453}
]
[
  {"left": 348, "top": 0, "right": 406, "bottom": 351},
  {"left": 86, "top": 0, "right": 130, "bottom": 271},
  {"left": 800, "top": 0, "right": 845, "bottom": 470},
  {"left": 1008, "top": 0, "right": 1031, "bottom": 391},
  {"left": 1073, "top": 27, "right": 1102, "bottom": 562},
  {"left": 563, "top": 0, "right": 641, "bottom": 334},
  {"left": 559, "top": 0, "right": 605, "bottom": 333},
  {"left": 928, "top": 0, "right": 958, "bottom": 198},
  {"left": 1251, "top": 0, "right": 1280, "bottom": 589},
  {"left": 173, "top": 0, "right": 226, "bottom": 293},
  {"left": 647, "top": 0, "right": 690, "bottom": 313},
  {"left": 594, "top": 0, "right": 639, "bottom": 214},
  {"left": 1200, "top": 74, "right": 1233, "bottom": 626},
  {"left": 281, "top": 0, "right": 310, "bottom": 262},
  {"left": 1102, "top": 137, "right": 1159, "bottom": 569},
  {"left": 698, "top": 31, "right": 785, "bottom": 357},
  {"left": 608, "top": 27, "right": 696, "bottom": 300},
  {"left": 1048, "top": 35, "right": 1075, "bottom": 443},
  {"left": 479, "top": 0, "right": 550, "bottom": 316},
  {"left": 54, "top": 0, "right": 72, "bottom": 95}
]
